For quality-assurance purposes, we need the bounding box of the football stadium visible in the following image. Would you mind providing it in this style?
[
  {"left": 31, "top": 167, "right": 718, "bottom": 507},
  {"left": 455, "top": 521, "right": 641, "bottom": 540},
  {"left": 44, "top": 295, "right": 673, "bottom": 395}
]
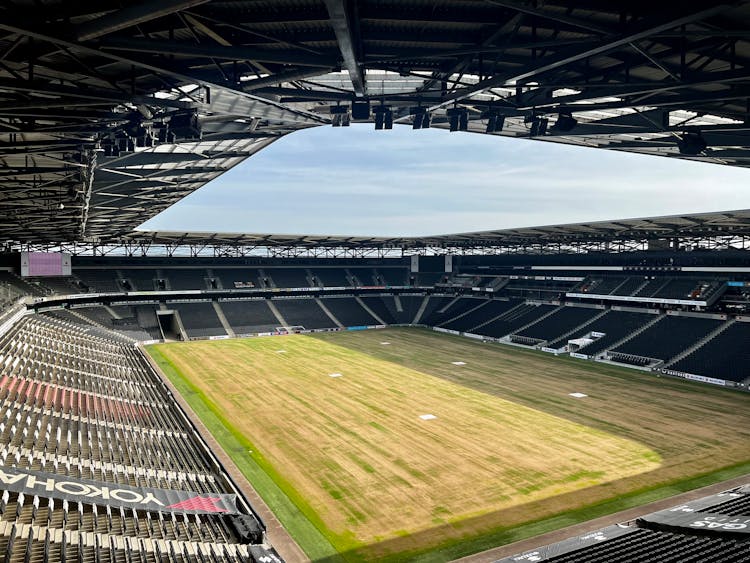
[{"left": 0, "top": 1, "right": 749, "bottom": 562}]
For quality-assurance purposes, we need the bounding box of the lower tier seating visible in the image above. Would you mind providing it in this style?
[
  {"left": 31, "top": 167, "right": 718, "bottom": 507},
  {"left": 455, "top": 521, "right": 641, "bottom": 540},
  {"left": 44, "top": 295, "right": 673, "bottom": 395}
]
[
  {"left": 320, "top": 297, "right": 377, "bottom": 326},
  {"left": 219, "top": 300, "right": 280, "bottom": 334},
  {"left": 613, "top": 315, "right": 723, "bottom": 362},
  {"left": 669, "top": 321, "right": 750, "bottom": 382},
  {"left": 0, "top": 313, "right": 275, "bottom": 560}
]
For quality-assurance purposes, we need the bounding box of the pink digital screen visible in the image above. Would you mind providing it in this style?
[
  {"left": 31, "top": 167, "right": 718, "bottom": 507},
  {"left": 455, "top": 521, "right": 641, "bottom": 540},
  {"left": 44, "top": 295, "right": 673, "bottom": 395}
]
[{"left": 27, "top": 252, "right": 63, "bottom": 276}]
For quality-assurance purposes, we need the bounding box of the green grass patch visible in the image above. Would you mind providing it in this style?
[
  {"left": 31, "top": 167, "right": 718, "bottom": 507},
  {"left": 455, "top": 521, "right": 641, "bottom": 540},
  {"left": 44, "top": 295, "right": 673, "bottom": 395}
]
[{"left": 146, "top": 345, "right": 346, "bottom": 562}]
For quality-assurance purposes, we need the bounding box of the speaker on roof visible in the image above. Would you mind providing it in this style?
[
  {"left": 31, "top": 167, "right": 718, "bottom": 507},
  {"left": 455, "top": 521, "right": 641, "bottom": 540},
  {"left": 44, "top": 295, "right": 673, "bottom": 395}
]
[{"left": 351, "top": 101, "right": 371, "bottom": 120}]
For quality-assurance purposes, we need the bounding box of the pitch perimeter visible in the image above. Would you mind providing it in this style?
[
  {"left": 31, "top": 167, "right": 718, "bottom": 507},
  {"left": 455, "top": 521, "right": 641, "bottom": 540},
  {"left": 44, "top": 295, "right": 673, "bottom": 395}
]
[{"left": 147, "top": 328, "right": 750, "bottom": 562}]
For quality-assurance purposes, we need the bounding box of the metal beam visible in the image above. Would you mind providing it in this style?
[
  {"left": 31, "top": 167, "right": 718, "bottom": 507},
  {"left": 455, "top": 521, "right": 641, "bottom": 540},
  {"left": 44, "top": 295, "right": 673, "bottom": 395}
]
[
  {"left": 412, "top": 3, "right": 739, "bottom": 114},
  {"left": 76, "top": 0, "right": 210, "bottom": 42},
  {"left": 324, "top": 0, "right": 366, "bottom": 96},
  {"left": 99, "top": 37, "right": 336, "bottom": 68}
]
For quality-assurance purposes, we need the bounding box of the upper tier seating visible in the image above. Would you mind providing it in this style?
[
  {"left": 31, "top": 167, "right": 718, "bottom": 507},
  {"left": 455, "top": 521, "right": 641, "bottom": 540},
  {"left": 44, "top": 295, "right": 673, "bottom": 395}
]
[
  {"left": 266, "top": 268, "right": 311, "bottom": 289},
  {"left": 167, "top": 269, "right": 210, "bottom": 290},
  {"left": 373, "top": 268, "right": 408, "bottom": 286},
  {"left": 651, "top": 278, "right": 701, "bottom": 299},
  {"left": 611, "top": 276, "right": 645, "bottom": 296},
  {"left": 74, "top": 269, "right": 121, "bottom": 293},
  {"left": 213, "top": 269, "right": 263, "bottom": 289},
  {"left": 669, "top": 321, "right": 750, "bottom": 382},
  {"left": 310, "top": 268, "right": 351, "bottom": 287}
]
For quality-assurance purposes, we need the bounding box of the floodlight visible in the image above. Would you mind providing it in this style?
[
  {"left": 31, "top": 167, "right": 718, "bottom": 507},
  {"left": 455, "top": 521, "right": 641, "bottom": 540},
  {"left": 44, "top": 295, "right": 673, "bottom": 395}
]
[
  {"left": 677, "top": 132, "right": 707, "bottom": 155},
  {"left": 553, "top": 112, "right": 577, "bottom": 132}
]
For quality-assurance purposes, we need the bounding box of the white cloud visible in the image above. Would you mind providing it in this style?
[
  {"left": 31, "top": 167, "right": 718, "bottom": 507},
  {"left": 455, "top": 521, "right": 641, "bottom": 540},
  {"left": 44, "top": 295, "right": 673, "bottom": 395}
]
[{"left": 140, "top": 124, "right": 750, "bottom": 236}]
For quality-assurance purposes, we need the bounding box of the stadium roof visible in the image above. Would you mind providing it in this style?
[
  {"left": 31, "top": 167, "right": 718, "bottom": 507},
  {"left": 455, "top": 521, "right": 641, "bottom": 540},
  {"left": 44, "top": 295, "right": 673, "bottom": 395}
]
[
  {"left": 110, "top": 208, "right": 750, "bottom": 253},
  {"left": 2, "top": 1, "right": 750, "bottom": 244}
]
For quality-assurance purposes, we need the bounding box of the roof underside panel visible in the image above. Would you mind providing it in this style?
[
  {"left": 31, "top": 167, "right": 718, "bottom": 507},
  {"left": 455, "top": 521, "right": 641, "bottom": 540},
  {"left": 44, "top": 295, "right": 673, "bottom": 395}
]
[{"left": 0, "top": 1, "right": 749, "bottom": 243}]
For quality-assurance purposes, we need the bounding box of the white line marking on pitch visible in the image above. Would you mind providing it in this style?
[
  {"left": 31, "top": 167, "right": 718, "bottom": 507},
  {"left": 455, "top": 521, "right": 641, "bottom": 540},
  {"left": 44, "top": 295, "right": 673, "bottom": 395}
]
[
  {"left": 419, "top": 414, "right": 437, "bottom": 420},
  {"left": 275, "top": 350, "right": 287, "bottom": 354},
  {"left": 381, "top": 342, "right": 391, "bottom": 345},
  {"left": 328, "top": 373, "right": 343, "bottom": 378},
  {"left": 569, "top": 392, "right": 588, "bottom": 398},
  {"left": 451, "top": 361, "right": 466, "bottom": 366}
]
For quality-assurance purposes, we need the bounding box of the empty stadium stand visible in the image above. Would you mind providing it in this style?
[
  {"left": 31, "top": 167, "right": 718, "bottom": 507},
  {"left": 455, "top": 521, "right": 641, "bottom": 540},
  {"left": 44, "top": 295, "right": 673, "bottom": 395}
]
[
  {"left": 310, "top": 269, "right": 351, "bottom": 288},
  {"left": 611, "top": 315, "right": 724, "bottom": 365},
  {"left": 516, "top": 306, "right": 604, "bottom": 344},
  {"left": 668, "top": 321, "right": 750, "bottom": 383},
  {"left": 0, "top": 313, "right": 278, "bottom": 561},
  {"left": 440, "top": 299, "right": 518, "bottom": 333},
  {"left": 570, "top": 310, "right": 659, "bottom": 357},
  {"left": 319, "top": 297, "right": 377, "bottom": 327},
  {"left": 272, "top": 298, "right": 332, "bottom": 329},
  {"left": 218, "top": 300, "right": 281, "bottom": 335},
  {"left": 499, "top": 485, "right": 750, "bottom": 563}
]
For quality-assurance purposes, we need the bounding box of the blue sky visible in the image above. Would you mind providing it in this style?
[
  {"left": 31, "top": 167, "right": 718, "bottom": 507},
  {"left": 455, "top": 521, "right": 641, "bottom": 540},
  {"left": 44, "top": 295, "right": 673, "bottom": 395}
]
[{"left": 140, "top": 124, "right": 750, "bottom": 237}]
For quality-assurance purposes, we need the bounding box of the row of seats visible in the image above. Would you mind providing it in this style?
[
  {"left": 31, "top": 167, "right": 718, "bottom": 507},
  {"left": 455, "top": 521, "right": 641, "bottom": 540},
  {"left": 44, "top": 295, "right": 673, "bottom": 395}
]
[
  {"left": 73, "top": 267, "right": 417, "bottom": 293},
  {"left": 36, "top": 294, "right": 750, "bottom": 383},
  {"left": 0, "top": 314, "right": 277, "bottom": 561}
]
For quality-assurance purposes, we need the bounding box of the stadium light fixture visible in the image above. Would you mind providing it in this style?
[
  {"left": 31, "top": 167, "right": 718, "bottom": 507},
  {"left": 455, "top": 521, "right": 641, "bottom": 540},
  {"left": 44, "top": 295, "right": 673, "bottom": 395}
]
[
  {"left": 447, "top": 107, "right": 468, "bottom": 132},
  {"left": 677, "top": 131, "right": 707, "bottom": 155},
  {"left": 552, "top": 112, "right": 577, "bottom": 132},
  {"left": 528, "top": 115, "right": 549, "bottom": 137},
  {"left": 410, "top": 107, "right": 431, "bottom": 130},
  {"left": 329, "top": 105, "right": 349, "bottom": 127},
  {"left": 485, "top": 113, "right": 505, "bottom": 134},
  {"left": 373, "top": 106, "right": 392, "bottom": 131}
]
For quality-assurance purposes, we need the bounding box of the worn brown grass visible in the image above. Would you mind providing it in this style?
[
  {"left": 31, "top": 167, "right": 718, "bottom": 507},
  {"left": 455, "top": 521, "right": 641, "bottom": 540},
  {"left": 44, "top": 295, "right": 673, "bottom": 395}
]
[{"left": 152, "top": 327, "right": 750, "bottom": 557}]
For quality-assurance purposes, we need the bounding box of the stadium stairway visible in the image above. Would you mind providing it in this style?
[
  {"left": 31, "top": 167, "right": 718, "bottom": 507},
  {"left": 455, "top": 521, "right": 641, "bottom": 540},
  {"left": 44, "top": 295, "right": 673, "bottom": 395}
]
[
  {"left": 470, "top": 300, "right": 528, "bottom": 333},
  {"left": 212, "top": 302, "right": 236, "bottom": 337},
  {"left": 544, "top": 307, "right": 610, "bottom": 349},
  {"left": 664, "top": 319, "right": 736, "bottom": 369},
  {"left": 438, "top": 299, "right": 490, "bottom": 328},
  {"left": 412, "top": 296, "right": 431, "bottom": 324},
  {"left": 315, "top": 298, "right": 344, "bottom": 328},
  {"left": 354, "top": 296, "right": 386, "bottom": 325},
  {"left": 505, "top": 304, "right": 562, "bottom": 340},
  {"left": 265, "top": 300, "right": 288, "bottom": 328}
]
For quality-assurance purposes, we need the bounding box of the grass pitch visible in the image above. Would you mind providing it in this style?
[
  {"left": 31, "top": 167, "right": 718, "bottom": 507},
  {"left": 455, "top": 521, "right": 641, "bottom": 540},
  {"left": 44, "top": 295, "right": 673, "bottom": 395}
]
[{"left": 148, "top": 328, "right": 750, "bottom": 562}]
